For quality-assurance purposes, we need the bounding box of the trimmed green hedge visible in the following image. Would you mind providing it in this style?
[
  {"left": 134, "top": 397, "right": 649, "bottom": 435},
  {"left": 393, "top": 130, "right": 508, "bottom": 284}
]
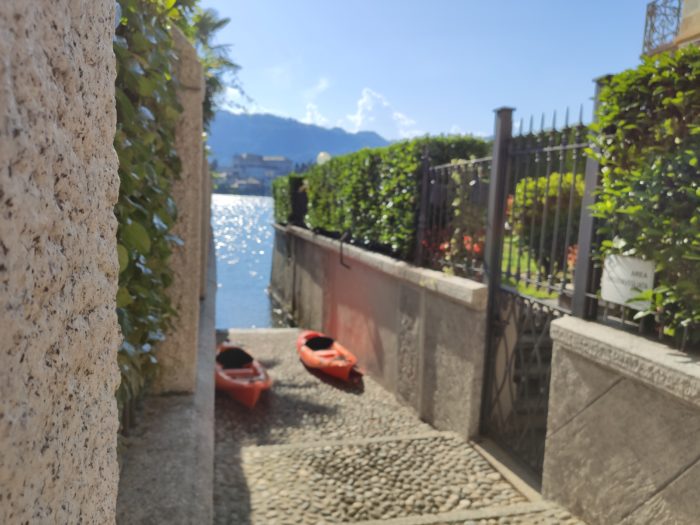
[
  {"left": 277, "top": 136, "right": 488, "bottom": 260},
  {"left": 272, "top": 176, "right": 292, "bottom": 224},
  {"left": 513, "top": 172, "right": 585, "bottom": 276},
  {"left": 591, "top": 47, "right": 700, "bottom": 345},
  {"left": 273, "top": 173, "right": 307, "bottom": 224}
]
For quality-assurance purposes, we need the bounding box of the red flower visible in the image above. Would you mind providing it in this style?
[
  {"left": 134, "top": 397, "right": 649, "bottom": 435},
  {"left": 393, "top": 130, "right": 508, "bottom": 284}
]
[{"left": 567, "top": 244, "right": 578, "bottom": 270}]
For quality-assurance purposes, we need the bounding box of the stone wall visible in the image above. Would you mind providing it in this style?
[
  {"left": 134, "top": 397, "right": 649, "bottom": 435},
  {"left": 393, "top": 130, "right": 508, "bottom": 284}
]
[
  {"left": 0, "top": 1, "right": 120, "bottom": 523},
  {"left": 153, "top": 28, "right": 204, "bottom": 393},
  {"left": 270, "top": 225, "right": 488, "bottom": 439},
  {"left": 542, "top": 316, "right": 700, "bottom": 525},
  {"left": 677, "top": 0, "right": 700, "bottom": 46},
  {"left": 200, "top": 155, "right": 211, "bottom": 300}
]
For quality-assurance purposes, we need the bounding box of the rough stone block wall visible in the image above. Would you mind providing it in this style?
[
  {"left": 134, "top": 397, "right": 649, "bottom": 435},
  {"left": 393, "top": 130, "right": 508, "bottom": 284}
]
[
  {"left": 0, "top": 1, "right": 120, "bottom": 523},
  {"left": 543, "top": 317, "right": 700, "bottom": 525},
  {"left": 153, "top": 28, "right": 204, "bottom": 393}
]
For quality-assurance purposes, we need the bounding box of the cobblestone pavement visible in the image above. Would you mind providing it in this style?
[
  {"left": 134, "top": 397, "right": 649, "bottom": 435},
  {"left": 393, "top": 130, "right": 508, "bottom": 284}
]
[{"left": 214, "top": 329, "right": 584, "bottom": 525}]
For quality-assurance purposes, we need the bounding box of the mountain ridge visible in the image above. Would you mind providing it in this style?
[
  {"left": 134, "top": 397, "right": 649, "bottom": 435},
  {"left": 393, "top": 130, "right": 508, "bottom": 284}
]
[{"left": 208, "top": 111, "right": 390, "bottom": 166}]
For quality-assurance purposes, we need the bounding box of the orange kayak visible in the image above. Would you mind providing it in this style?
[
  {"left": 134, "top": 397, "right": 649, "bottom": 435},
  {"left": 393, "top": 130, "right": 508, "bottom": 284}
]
[
  {"left": 296, "top": 330, "right": 363, "bottom": 382},
  {"left": 215, "top": 343, "right": 272, "bottom": 408}
]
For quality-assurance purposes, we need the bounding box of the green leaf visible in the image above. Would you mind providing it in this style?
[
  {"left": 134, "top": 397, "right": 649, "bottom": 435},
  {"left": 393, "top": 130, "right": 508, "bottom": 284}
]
[
  {"left": 117, "top": 244, "right": 129, "bottom": 273},
  {"left": 123, "top": 221, "right": 151, "bottom": 255},
  {"left": 117, "top": 287, "right": 134, "bottom": 307}
]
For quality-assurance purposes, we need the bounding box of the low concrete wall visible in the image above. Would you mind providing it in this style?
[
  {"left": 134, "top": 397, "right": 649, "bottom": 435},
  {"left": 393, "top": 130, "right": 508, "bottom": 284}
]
[
  {"left": 0, "top": 1, "right": 120, "bottom": 522},
  {"left": 153, "top": 28, "right": 204, "bottom": 393},
  {"left": 270, "top": 225, "right": 488, "bottom": 439},
  {"left": 542, "top": 316, "right": 700, "bottom": 525}
]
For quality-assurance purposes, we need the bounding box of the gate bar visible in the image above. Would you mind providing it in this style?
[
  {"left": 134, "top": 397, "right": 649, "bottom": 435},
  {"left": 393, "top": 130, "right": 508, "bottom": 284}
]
[{"left": 480, "top": 107, "right": 513, "bottom": 432}]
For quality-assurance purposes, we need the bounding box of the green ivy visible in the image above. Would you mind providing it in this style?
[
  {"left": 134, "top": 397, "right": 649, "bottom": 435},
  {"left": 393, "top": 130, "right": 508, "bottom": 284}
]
[
  {"left": 278, "top": 136, "right": 488, "bottom": 260},
  {"left": 114, "top": 0, "right": 199, "bottom": 420},
  {"left": 590, "top": 46, "right": 700, "bottom": 346}
]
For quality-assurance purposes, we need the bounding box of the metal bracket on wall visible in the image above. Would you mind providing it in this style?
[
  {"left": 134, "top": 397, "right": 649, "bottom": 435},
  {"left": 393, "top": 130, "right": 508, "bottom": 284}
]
[{"left": 339, "top": 231, "right": 351, "bottom": 269}]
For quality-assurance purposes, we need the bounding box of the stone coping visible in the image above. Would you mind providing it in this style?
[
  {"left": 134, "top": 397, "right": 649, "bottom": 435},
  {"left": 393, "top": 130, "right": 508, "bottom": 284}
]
[
  {"left": 278, "top": 225, "right": 487, "bottom": 312},
  {"left": 551, "top": 316, "right": 700, "bottom": 409}
]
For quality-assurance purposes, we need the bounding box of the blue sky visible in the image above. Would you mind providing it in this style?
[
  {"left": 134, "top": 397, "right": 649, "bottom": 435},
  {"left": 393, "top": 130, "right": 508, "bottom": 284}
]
[{"left": 201, "top": 0, "right": 651, "bottom": 140}]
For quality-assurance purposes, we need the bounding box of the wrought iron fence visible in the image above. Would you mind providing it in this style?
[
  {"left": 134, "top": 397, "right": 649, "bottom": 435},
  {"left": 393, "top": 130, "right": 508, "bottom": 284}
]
[
  {"left": 643, "top": 0, "right": 682, "bottom": 55},
  {"left": 415, "top": 157, "right": 491, "bottom": 279},
  {"left": 502, "top": 113, "right": 589, "bottom": 312}
]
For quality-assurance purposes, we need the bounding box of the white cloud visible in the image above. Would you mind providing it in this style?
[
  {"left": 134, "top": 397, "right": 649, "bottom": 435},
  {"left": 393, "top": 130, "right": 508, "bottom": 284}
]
[
  {"left": 301, "top": 103, "right": 329, "bottom": 127},
  {"left": 449, "top": 124, "right": 464, "bottom": 134},
  {"left": 346, "top": 88, "right": 389, "bottom": 131},
  {"left": 304, "top": 77, "right": 330, "bottom": 100},
  {"left": 217, "top": 86, "right": 288, "bottom": 118},
  {"left": 218, "top": 86, "right": 246, "bottom": 114},
  {"left": 344, "top": 88, "right": 421, "bottom": 139},
  {"left": 392, "top": 111, "right": 422, "bottom": 139},
  {"left": 264, "top": 63, "right": 293, "bottom": 86}
]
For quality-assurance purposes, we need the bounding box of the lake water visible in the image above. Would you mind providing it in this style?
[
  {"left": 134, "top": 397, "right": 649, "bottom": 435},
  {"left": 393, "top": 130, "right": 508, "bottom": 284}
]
[{"left": 212, "top": 194, "right": 283, "bottom": 329}]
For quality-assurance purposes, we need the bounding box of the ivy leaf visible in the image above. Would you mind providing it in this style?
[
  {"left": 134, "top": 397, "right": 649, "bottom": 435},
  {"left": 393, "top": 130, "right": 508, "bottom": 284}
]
[
  {"left": 117, "top": 287, "right": 134, "bottom": 308},
  {"left": 117, "top": 244, "right": 129, "bottom": 273},
  {"left": 123, "top": 221, "right": 152, "bottom": 254}
]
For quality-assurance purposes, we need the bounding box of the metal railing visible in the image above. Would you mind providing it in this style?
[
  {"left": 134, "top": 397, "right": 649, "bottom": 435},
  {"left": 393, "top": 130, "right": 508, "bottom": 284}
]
[
  {"left": 415, "top": 157, "right": 491, "bottom": 280},
  {"left": 502, "top": 114, "right": 589, "bottom": 312},
  {"left": 643, "top": 0, "right": 682, "bottom": 55}
]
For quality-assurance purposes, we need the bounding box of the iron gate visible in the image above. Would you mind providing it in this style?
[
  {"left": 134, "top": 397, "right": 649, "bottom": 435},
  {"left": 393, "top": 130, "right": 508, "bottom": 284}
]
[{"left": 480, "top": 108, "right": 596, "bottom": 478}]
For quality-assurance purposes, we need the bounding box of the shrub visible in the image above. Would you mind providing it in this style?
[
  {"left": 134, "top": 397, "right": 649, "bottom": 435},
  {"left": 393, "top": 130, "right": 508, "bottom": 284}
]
[
  {"left": 301, "top": 136, "right": 489, "bottom": 260},
  {"left": 513, "top": 172, "right": 585, "bottom": 276},
  {"left": 272, "top": 174, "right": 306, "bottom": 224},
  {"left": 272, "top": 176, "right": 292, "bottom": 224},
  {"left": 591, "top": 46, "right": 700, "bottom": 345}
]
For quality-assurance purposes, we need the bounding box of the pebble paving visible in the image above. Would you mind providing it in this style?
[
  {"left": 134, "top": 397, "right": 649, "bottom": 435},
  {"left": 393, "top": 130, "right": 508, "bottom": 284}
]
[{"left": 214, "top": 329, "right": 585, "bottom": 525}]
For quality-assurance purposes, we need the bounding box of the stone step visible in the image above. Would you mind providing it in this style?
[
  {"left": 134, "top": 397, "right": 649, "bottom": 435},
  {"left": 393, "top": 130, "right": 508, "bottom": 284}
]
[{"left": 237, "top": 432, "right": 531, "bottom": 523}]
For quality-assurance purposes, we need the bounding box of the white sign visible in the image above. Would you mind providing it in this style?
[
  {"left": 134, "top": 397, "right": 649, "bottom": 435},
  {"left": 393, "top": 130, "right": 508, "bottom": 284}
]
[{"left": 601, "top": 255, "right": 655, "bottom": 310}]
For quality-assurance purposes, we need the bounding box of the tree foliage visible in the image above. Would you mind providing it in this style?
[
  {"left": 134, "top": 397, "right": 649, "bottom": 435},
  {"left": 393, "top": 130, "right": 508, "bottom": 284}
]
[{"left": 590, "top": 47, "right": 700, "bottom": 345}]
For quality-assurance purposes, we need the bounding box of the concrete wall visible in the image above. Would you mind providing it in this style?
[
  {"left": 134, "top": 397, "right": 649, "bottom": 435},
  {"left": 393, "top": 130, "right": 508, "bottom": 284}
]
[
  {"left": 153, "top": 28, "right": 204, "bottom": 393},
  {"left": 270, "top": 225, "right": 488, "bottom": 439},
  {"left": 542, "top": 316, "right": 700, "bottom": 525},
  {"left": 0, "top": 1, "right": 121, "bottom": 523},
  {"left": 677, "top": 0, "right": 700, "bottom": 46},
  {"left": 200, "top": 155, "right": 211, "bottom": 300}
]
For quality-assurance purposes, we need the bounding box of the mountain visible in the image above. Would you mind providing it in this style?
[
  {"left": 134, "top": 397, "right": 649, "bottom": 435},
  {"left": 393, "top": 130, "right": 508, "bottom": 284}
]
[{"left": 207, "top": 111, "right": 390, "bottom": 166}]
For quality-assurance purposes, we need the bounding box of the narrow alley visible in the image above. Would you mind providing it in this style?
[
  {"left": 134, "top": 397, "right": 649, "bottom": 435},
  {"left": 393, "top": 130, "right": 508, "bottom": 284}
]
[{"left": 214, "top": 329, "right": 584, "bottom": 525}]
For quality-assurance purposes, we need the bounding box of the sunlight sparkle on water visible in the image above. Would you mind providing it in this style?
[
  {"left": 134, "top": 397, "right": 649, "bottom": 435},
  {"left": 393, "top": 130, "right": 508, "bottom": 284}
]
[{"left": 212, "top": 194, "right": 275, "bottom": 329}]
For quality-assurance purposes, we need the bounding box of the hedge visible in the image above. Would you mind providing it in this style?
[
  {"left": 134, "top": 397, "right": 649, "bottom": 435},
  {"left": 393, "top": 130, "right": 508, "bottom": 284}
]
[
  {"left": 591, "top": 46, "right": 700, "bottom": 346},
  {"left": 272, "top": 173, "right": 306, "bottom": 224},
  {"left": 513, "top": 172, "right": 585, "bottom": 276},
  {"left": 276, "top": 136, "right": 489, "bottom": 260}
]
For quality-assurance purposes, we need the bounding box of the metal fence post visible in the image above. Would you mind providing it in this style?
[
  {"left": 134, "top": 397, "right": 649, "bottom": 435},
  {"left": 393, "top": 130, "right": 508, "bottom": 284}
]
[
  {"left": 483, "top": 108, "right": 514, "bottom": 293},
  {"left": 572, "top": 77, "right": 609, "bottom": 319},
  {"left": 479, "top": 107, "right": 513, "bottom": 434},
  {"left": 413, "top": 147, "right": 431, "bottom": 266}
]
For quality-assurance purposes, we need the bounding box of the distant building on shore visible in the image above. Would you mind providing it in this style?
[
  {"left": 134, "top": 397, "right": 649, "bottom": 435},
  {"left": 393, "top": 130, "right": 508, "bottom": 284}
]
[{"left": 227, "top": 154, "right": 293, "bottom": 195}]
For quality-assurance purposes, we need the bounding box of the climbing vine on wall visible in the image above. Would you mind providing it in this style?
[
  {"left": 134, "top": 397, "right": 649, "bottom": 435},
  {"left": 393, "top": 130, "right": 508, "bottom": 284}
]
[
  {"left": 113, "top": 0, "right": 197, "bottom": 421},
  {"left": 114, "top": 0, "right": 236, "bottom": 423}
]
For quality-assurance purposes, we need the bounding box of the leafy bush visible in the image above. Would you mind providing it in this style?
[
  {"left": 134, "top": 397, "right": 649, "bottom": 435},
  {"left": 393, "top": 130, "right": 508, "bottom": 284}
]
[
  {"left": 513, "top": 172, "right": 585, "bottom": 276},
  {"left": 272, "top": 174, "right": 306, "bottom": 224},
  {"left": 272, "top": 176, "right": 292, "bottom": 224},
  {"left": 591, "top": 47, "right": 700, "bottom": 345},
  {"left": 300, "top": 136, "right": 489, "bottom": 260}
]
